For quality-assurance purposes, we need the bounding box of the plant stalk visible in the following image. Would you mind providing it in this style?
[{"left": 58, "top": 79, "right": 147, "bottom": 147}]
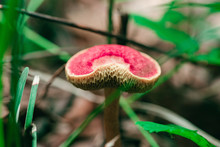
[
  {"left": 104, "top": 88, "right": 121, "bottom": 147},
  {"left": 107, "top": 0, "right": 114, "bottom": 44}
]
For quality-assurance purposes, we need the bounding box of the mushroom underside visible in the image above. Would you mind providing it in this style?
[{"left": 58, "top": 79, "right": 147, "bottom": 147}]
[{"left": 66, "top": 64, "right": 158, "bottom": 92}]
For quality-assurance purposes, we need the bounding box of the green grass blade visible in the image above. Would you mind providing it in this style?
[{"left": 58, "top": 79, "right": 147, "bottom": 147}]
[
  {"left": 24, "top": 123, "right": 38, "bottom": 147},
  {"left": 31, "top": 123, "right": 37, "bottom": 147},
  {"left": 24, "top": 75, "right": 40, "bottom": 130},
  {"left": 136, "top": 121, "right": 215, "bottom": 147},
  {"left": 7, "top": 67, "right": 29, "bottom": 147},
  {"left": 24, "top": 27, "right": 60, "bottom": 53},
  {"left": 22, "top": 0, "right": 70, "bottom": 63},
  {"left": 0, "top": 0, "right": 23, "bottom": 146},
  {"left": 0, "top": 38, "right": 5, "bottom": 147},
  {"left": 60, "top": 104, "right": 104, "bottom": 147},
  {"left": 107, "top": 0, "right": 114, "bottom": 44},
  {"left": 20, "top": 0, "right": 44, "bottom": 54},
  {"left": 14, "top": 67, "right": 29, "bottom": 122},
  {"left": 0, "top": 1, "right": 19, "bottom": 60},
  {"left": 15, "top": 0, "right": 44, "bottom": 53},
  {"left": 0, "top": 96, "right": 4, "bottom": 147},
  {"left": 20, "top": 0, "right": 70, "bottom": 61},
  {"left": 23, "top": 0, "right": 44, "bottom": 24},
  {"left": 21, "top": 0, "right": 56, "bottom": 55},
  {"left": 23, "top": 27, "right": 70, "bottom": 61},
  {"left": 120, "top": 98, "right": 159, "bottom": 147},
  {"left": 10, "top": 0, "right": 43, "bottom": 104}
]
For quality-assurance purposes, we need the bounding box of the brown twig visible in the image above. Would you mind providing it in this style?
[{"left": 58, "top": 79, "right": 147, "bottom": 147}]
[
  {"left": 40, "top": 64, "right": 66, "bottom": 100},
  {"left": 117, "top": 13, "right": 129, "bottom": 45},
  {"left": 0, "top": 4, "right": 166, "bottom": 54}
]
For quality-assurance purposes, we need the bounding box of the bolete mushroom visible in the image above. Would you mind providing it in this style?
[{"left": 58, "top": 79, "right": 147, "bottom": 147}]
[{"left": 65, "top": 44, "right": 161, "bottom": 147}]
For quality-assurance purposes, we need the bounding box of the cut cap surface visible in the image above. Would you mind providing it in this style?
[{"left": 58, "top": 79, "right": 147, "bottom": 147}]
[{"left": 65, "top": 44, "right": 161, "bottom": 92}]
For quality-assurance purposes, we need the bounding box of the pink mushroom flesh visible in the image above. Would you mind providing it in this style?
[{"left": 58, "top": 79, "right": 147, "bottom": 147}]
[{"left": 67, "top": 44, "right": 158, "bottom": 78}]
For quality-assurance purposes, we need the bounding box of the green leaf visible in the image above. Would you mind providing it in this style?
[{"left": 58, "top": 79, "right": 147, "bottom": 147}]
[
  {"left": 136, "top": 121, "right": 215, "bottom": 147},
  {"left": 207, "top": 2, "right": 220, "bottom": 13},
  {"left": 7, "top": 67, "right": 29, "bottom": 147},
  {"left": 24, "top": 123, "right": 37, "bottom": 147},
  {"left": 132, "top": 15, "right": 199, "bottom": 53},
  {"left": 0, "top": 0, "right": 20, "bottom": 146},
  {"left": 191, "top": 48, "right": 220, "bottom": 65},
  {"left": 24, "top": 76, "right": 40, "bottom": 130},
  {"left": 14, "top": 67, "right": 29, "bottom": 122},
  {"left": 160, "top": 10, "right": 185, "bottom": 24}
]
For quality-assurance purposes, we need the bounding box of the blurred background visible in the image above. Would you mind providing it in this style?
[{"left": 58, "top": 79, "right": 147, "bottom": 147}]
[{"left": 1, "top": 0, "right": 220, "bottom": 146}]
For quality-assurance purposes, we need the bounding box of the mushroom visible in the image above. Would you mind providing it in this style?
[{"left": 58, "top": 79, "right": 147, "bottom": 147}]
[{"left": 65, "top": 44, "right": 161, "bottom": 147}]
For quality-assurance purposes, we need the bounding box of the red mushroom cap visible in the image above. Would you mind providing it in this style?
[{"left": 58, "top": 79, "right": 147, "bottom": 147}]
[{"left": 65, "top": 44, "right": 161, "bottom": 92}]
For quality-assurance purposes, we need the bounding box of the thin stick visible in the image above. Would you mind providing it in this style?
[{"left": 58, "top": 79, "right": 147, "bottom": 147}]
[
  {"left": 117, "top": 13, "right": 129, "bottom": 45},
  {"left": 0, "top": 4, "right": 165, "bottom": 54},
  {"left": 40, "top": 64, "right": 65, "bottom": 100},
  {"left": 104, "top": 88, "right": 121, "bottom": 147}
]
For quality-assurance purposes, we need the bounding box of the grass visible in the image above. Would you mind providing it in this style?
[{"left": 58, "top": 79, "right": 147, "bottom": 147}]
[
  {"left": 107, "top": 0, "right": 114, "bottom": 44},
  {"left": 24, "top": 76, "right": 40, "bottom": 147},
  {"left": 0, "top": 0, "right": 42, "bottom": 146},
  {"left": 7, "top": 67, "right": 28, "bottom": 147},
  {"left": 0, "top": 0, "right": 21, "bottom": 146},
  {"left": 14, "top": 67, "right": 29, "bottom": 123},
  {"left": 24, "top": 75, "right": 40, "bottom": 130},
  {"left": 6, "top": 67, "right": 40, "bottom": 147}
]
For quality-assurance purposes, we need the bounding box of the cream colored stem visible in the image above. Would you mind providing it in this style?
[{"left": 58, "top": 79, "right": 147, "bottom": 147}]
[{"left": 104, "top": 88, "right": 121, "bottom": 147}]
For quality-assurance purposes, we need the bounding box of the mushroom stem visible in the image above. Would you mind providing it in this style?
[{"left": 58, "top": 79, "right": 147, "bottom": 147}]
[{"left": 104, "top": 88, "right": 121, "bottom": 147}]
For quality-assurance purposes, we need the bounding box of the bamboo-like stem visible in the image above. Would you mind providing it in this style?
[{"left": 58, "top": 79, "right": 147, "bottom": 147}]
[
  {"left": 107, "top": 0, "right": 114, "bottom": 44},
  {"left": 104, "top": 88, "right": 121, "bottom": 147}
]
